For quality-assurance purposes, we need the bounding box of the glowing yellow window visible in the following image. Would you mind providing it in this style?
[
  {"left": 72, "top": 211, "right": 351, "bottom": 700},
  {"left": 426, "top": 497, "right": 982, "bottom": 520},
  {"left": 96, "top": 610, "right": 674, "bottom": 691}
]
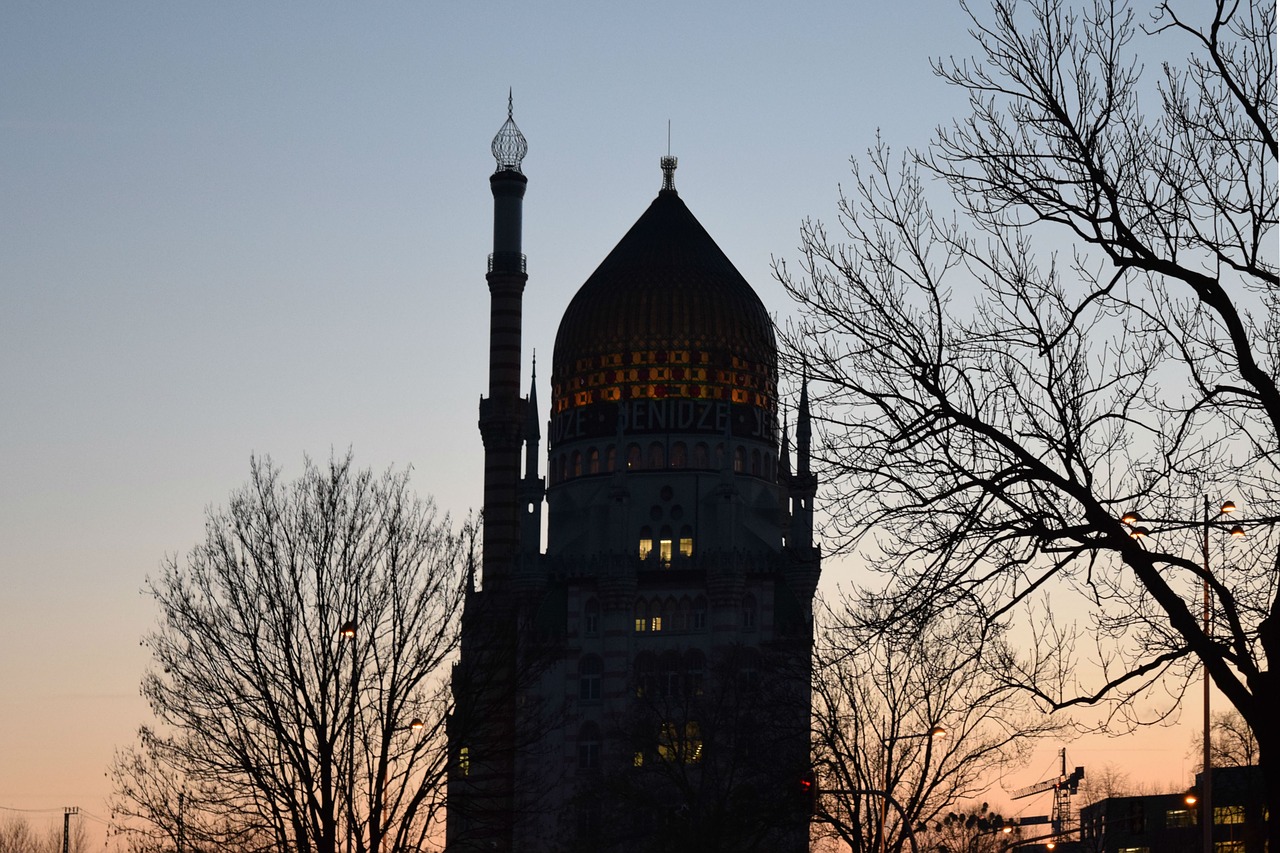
[{"left": 458, "top": 746, "right": 470, "bottom": 776}]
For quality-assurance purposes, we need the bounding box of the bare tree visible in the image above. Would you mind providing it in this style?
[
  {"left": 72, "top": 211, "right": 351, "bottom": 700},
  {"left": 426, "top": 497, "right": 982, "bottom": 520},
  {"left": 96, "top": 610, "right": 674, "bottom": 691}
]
[
  {"left": 1188, "top": 709, "right": 1261, "bottom": 771},
  {"left": 0, "top": 813, "right": 90, "bottom": 853},
  {"left": 1077, "top": 762, "right": 1132, "bottom": 807},
  {"left": 774, "top": 0, "right": 1276, "bottom": 843},
  {"left": 811, "top": 597, "right": 1063, "bottom": 853},
  {"left": 109, "top": 453, "right": 470, "bottom": 853}
]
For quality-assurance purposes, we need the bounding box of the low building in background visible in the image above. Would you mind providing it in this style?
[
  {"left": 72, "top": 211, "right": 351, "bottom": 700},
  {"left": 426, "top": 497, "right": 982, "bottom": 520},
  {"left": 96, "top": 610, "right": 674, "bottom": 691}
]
[{"left": 1078, "top": 766, "right": 1264, "bottom": 853}]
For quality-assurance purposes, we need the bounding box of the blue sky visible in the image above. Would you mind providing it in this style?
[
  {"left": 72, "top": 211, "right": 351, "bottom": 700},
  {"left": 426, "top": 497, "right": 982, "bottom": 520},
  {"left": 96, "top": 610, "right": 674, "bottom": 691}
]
[{"left": 0, "top": 0, "right": 1201, "bottom": 832}]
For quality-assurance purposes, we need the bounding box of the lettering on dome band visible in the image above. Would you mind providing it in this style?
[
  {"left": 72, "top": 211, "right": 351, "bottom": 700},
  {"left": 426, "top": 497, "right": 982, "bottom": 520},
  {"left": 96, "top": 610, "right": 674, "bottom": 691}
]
[{"left": 549, "top": 399, "right": 776, "bottom": 446}]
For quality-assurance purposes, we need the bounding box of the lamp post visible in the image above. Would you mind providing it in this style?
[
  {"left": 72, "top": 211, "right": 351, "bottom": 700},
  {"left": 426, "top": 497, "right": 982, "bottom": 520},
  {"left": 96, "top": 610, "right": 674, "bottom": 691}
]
[
  {"left": 1122, "top": 497, "right": 1245, "bottom": 853},
  {"left": 339, "top": 618, "right": 357, "bottom": 853},
  {"left": 821, "top": 783, "right": 922, "bottom": 853},
  {"left": 879, "top": 725, "right": 947, "bottom": 853}
]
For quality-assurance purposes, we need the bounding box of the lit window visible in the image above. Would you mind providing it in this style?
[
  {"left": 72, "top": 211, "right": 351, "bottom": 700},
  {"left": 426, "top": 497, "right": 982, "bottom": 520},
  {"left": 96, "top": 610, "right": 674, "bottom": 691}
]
[
  {"left": 572, "top": 450, "right": 582, "bottom": 477},
  {"left": 589, "top": 448, "right": 600, "bottom": 474},
  {"left": 633, "top": 752, "right": 644, "bottom": 767},
  {"left": 1214, "top": 842, "right": 1245, "bottom": 853},
  {"left": 658, "top": 721, "right": 703, "bottom": 764},
  {"left": 639, "top": 526, "right": 654, "bottom": 561},
  {"left": 627, "top": 444, "right": 641, "bottom": 469},
  {"left": 1166, "top": 809, "right": 1195, "bottom": 828},
  {"left": 634, "top": 600, "right": 649, "bottom": 633},
  {"left": 458, "top": 746, "right": 470, "bottom": 776},
  {"left": 734, "top": 447, "right": 745, "bottom": 472},
  {"left": 679, "top": 526, "right": 694, "bottom": 557},
  {"left": 659, "top": 538, "right": 673, "bottom": 566},
  {"left": 1215, "top": 806, "right": 1245, "bottom": 825},
  {"left": 651, "top": 616, "right": 663, "bottom": 632}
]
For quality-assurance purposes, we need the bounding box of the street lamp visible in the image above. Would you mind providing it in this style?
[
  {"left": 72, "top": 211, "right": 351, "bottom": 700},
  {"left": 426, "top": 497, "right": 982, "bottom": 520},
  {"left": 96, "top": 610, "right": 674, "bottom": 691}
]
[
  {"left": 339, "top": 618, "right": 358, "bottom": 853},
  {"left": 1119, "top": 497, "right": 1246, "bottom": 853},
  {"left": 880, "top": 725, "right": 947, "bottom": 853}
]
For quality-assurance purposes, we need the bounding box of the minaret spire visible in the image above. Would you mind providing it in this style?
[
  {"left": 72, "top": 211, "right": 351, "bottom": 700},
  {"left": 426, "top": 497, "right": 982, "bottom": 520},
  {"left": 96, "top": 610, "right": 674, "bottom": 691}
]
[
  {"left": 660, "top": 153, "right": 678, "bottom": 194},
  {"left": 519, "top": 354, "right": 544, "bottom": 558},
  {"left": 478, "top": 94, "right": 531, "bottom": 588}
]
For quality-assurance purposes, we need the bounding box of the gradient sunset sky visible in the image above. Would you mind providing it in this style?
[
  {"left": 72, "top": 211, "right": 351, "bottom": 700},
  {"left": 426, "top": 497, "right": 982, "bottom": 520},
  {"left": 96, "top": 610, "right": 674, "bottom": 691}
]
[{"left": 1, "top": 0, "right": 1208, "bottom": 840}]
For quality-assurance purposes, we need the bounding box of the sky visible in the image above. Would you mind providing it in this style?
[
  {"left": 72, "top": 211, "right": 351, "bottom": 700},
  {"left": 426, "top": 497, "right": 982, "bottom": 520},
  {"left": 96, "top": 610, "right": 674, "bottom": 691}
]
[{"left": 1, "top": 0, "right": 1207, "bottom": 841}]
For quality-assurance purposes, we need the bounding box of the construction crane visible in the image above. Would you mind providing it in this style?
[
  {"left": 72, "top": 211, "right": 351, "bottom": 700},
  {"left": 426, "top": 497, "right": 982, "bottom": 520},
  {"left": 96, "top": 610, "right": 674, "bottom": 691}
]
[{"left": 1011, "top": 748, "right": 1085, "bottom": 835}]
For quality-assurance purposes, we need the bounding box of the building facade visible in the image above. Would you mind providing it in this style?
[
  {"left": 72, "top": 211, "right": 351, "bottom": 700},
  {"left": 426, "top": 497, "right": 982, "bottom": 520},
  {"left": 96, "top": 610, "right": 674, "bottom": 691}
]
[
  {"left": 1078, "top": 766, "right": 1266, "bottom": 853},
  {"left": 446, "top": 105, "right": 819, "bottom": 853}
]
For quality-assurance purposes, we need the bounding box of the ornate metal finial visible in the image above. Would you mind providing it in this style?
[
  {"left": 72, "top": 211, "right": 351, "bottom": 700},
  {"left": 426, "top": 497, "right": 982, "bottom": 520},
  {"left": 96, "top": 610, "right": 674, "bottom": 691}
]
[
  {"left": 660, "top": 155, "right": 678, "bottom": 193},
  {"left": 491, "top": 88, "right": 527, "bottom": 173}
]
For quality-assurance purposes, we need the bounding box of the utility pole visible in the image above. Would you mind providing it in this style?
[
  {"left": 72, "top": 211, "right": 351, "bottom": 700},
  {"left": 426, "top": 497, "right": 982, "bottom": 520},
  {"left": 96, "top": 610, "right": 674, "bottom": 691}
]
[{"left": 62, "top": 806, "right": 78, "bottom": 853}]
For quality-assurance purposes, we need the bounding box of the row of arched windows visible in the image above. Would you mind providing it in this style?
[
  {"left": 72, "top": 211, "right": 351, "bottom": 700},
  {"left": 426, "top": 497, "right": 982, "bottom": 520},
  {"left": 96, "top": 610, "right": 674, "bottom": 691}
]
[
  {"left": 549, "top": 441, "right": 776, "bottom": 485},
  {"left": 634, "top": 595, "right": 708, "bottom": 633},
  {"left": 579, "top": 594, "right": 758, "bottom": 635}
]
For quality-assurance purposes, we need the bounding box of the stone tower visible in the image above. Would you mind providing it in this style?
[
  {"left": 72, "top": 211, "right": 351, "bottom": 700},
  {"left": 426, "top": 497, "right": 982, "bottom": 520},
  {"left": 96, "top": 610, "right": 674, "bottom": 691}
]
[{"left": 448, "top": 110, "right": 819, "bottom": 853}]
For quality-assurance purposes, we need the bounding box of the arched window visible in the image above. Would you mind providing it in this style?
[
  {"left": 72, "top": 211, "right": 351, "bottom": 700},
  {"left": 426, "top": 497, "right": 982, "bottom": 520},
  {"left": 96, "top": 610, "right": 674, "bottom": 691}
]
[
  {"left": 588, "top": 448, "right": 600, "bottom": 475},
  {"left": 572, "top": 450, "right": 583, "bottom": 478},
  {"left": 693, "top": 442, "right": 710, "bottom": 468},
  {"left": 678, "top": 525, "right": 694, "bottom": 558},
  {"left": 578, "top": 722, "right": 601, "bottom": 770},
  {"left": 742, "top": 594, "right": 758, "bottom": 630},
  {"left": 751, "top": 449, "right": 762, "bottom": 476},
  {"left": 670, "top": 442, "right": 687, "bottom": 468},
  {"left": 634, "top": 599, "right": 649, "bottom": 633},
  {"left": 662, "top": 597, "right": 677, "bottom": 633},
  {"left": 606, "top": 444, "right": 617, "bottom": 472},
  {"left": 715, "top": 443, "right": 727, "bottom": 467},
  {"left": 639, "top": 526, "right": 654, "bottom": 562},
  {"left": 579, "top": 655, "right": 603, "bottom": 702},
  {"left": 692, "top": 596, "right": 708, "bottom": 631},
  {"left": 658, "top": 526, "right": 674, "bottom": 567},
  {"left": 583, "top": 597, "right": 600, "bottom": 636},
  {"left": 674, "top": 596, "right": 692, "bottom": 632},
  {"left": 733, "top": 446, "right": 745, "bottom": 473},
  {"left": 648, "top": 442, "right": 665, "bottom": 468},
  {"left": 627, "top": 444, "right": 642, "bottom": 469}
]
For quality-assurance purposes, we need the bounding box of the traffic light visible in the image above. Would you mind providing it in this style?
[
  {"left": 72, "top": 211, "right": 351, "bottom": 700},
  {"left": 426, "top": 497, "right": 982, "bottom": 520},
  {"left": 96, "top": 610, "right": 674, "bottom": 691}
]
[{"left": 798, "top": 769, "right": 818, "bottom": 815}]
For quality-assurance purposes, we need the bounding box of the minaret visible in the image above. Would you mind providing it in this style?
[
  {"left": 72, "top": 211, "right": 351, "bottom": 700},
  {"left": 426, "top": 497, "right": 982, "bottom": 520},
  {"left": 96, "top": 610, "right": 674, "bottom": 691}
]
[
  {"left": 790, "top": 376, "right": 816, "bottom": 552},
  {"left": 478, "top": 92, "right": 528, "bottom": 589},
  {"left": 519, "top": 355, "right": 544, "bottom": 558}
]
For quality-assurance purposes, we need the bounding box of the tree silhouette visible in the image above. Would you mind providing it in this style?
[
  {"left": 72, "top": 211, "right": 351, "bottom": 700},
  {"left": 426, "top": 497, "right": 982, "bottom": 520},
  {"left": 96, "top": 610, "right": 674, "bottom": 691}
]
[
  {"left": 110, "top": 453, "right": 469, "bottom": 853},
  {"left": 775, "top": 0, "right": 1276, "bottom": 844}
]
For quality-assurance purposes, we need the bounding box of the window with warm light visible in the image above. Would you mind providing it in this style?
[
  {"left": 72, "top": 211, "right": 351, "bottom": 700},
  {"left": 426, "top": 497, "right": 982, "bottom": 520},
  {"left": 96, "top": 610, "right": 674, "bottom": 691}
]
[
  {"left": 458, "top": 746, "right": 470, "bottom": 776},
  {"left": 1166, "top": 808, "right": 1195, "bottom": 828},
  {"left": 634, "top": 599, "right": 649, "bottom": 633},
  {"left": 1215, "top": 806, "right": 1246, "bottom": 825}
]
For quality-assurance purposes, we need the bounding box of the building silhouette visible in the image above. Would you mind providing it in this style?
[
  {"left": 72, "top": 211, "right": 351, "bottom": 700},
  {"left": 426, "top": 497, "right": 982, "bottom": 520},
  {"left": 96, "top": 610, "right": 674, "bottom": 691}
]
[
  {"left": 446, "top": 102, "right": 819, "bottom": 853},
  {"left": 1078, "top": 766, "right": 1265, "bottom": 853}
]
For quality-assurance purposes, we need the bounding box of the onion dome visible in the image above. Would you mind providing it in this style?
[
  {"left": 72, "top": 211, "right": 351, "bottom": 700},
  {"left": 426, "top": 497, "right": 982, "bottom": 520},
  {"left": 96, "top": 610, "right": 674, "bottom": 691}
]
[
  {"left": 550, "top": 159, "right": 776, "bottom": 433},
  {"left": 491, "top": 89, "right": 527, "bottom": 173}
]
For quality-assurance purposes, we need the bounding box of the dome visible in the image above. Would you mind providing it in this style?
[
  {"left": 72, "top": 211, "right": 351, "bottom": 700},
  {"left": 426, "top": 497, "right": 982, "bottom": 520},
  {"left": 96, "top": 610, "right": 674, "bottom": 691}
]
[{"left": 550, "top": 183, "right": 777, "bottom": 423}]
